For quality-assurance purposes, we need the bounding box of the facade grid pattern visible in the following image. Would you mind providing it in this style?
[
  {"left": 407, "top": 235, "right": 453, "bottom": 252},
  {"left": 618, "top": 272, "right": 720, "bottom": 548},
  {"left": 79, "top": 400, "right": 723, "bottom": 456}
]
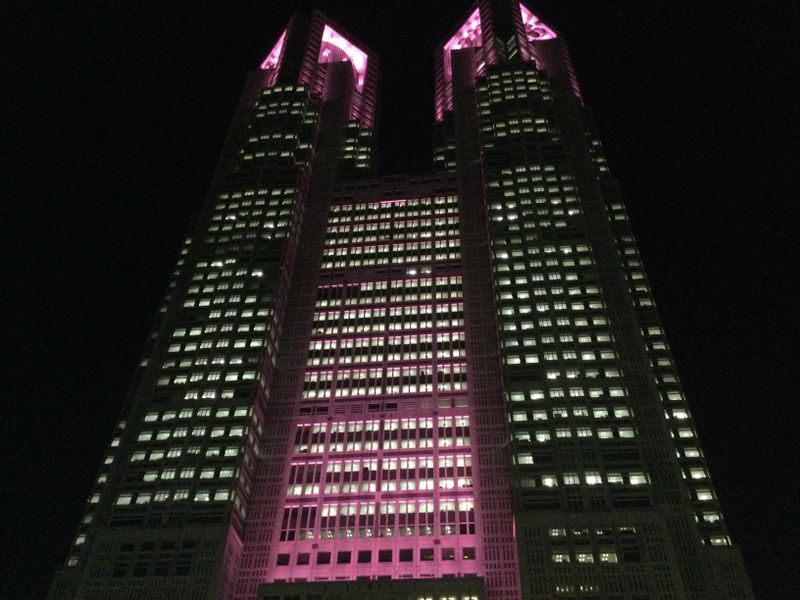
[{"left": 49, "top": 3, "right": 755, "bottom": 600}]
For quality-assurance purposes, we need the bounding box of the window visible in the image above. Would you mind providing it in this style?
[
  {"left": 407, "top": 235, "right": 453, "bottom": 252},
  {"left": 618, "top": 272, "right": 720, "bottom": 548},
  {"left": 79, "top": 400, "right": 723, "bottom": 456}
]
[
  {"left": 276, "top": 554, "right": 290, "bottom": 566},
  {"left": 541, "top": 475, "right": 558, "bottom": 487},
  {"left": 357, "top": 550, "right": 371, "bottom": 563},
  {"left": 337, "top": 551, "right": 351, "bottom": 564},
  {"left": 317, "top": 552, "right": 331, "bottom": 564},
  {"left": 629, "top": 472, "right": 648, "bottom": 485},
  {"left": 420, "top": 548, "right": 434, "bottom": 561},
  {"left": 585, "top": 471, "right": 602, "bottom": 485},
  {"left": 690, "top": 468, "right": 707, "bottom": 480},
  {"left": 599, "top": 549, "right": 618, "bottom": 563},
  {"left": 399, "top": 549, "right": 413, "bottom": 562},
  {"left": 378, "top": 549, "right": 392, "bottom": 562}
]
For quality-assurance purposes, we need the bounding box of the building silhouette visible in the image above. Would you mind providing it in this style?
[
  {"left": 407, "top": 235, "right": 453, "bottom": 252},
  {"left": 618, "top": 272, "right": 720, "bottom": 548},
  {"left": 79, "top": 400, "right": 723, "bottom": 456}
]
[{"left": 49, "top": 3, "right": 754, "bottom": 599}]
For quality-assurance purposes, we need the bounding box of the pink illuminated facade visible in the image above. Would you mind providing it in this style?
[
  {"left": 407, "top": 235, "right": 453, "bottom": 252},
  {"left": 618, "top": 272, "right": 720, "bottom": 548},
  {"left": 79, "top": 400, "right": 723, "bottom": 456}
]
[
  {"left": 436, "top": 8, "right": 486, "bottom": 121},
  {"left": 443, "top": 9, "right": 483, "bottom": 83},
  {"left": 51, "top": 3, "right": 754, "bottom": 600},
  {"left": 318, "top": 25, "right": 368, "bottom": 93},
  {"left": 435, "top": 2, "right": 559, "bottom": 120},
  {"left": 260, "top": 194, "right": 483, "bottom": 582},
  {"left": 518, "top": 4, "right": 557, "bottom": 42},
  {"left": 260, "top": 29, "right": 287, "bottom": 70}
]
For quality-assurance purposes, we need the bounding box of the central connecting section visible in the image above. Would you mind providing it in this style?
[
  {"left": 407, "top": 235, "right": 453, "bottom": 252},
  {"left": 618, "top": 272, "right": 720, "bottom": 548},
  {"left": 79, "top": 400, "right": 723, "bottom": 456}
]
[{"left": 265, "top": 194, "right": 485, "bottom": 582}]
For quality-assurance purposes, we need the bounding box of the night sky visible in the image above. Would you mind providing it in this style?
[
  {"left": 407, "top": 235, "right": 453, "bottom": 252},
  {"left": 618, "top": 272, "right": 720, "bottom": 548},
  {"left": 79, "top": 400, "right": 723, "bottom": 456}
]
[{"left": 5, "top": 2, "right": 798, "bottom": 598}]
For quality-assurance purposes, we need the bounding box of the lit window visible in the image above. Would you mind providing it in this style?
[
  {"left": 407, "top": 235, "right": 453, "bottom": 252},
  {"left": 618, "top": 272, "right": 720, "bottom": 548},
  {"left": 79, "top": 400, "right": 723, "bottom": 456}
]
[
  {"left": 585, "top": 472, "right": 602, "bottom": 485},
  {"left": 629, "top": 472, "right": 648, "bottom": 485}
]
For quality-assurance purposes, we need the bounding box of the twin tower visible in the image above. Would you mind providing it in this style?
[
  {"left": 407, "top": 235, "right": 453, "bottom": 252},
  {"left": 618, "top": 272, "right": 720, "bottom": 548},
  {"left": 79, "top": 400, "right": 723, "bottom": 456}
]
[{"left": 50, "top": 3, "right": 754, "bottom": 599}]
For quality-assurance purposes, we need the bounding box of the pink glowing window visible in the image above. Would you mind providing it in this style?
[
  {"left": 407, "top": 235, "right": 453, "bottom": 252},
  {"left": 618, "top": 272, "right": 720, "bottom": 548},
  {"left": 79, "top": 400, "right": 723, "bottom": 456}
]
[
  {"left": 436, "top": 8, "right": 484, "bottom": 120},
  {"left": 260, "top": 29, "right": 287, "bottom": 70},
  {"left": 442, "top": 8, "right": 483, "bottom": 81},
  {"left": 318, "top": 24, "right": 368, "bottom": 93},
  {"left": 519, "top": 3, "right": 557, "bottom": 42}
]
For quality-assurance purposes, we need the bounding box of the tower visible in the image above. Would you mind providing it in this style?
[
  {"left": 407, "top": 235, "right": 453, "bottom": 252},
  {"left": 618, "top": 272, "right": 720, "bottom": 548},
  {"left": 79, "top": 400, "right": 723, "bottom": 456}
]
[
  {"left": 48, "top": 10, "right": 380, "bottom": 599},
  {"left": 432, "top": 3, "right": 755, "bottom": 599},
  {"left": 49, "top": 4, "right": 754, "bottom": 600}
]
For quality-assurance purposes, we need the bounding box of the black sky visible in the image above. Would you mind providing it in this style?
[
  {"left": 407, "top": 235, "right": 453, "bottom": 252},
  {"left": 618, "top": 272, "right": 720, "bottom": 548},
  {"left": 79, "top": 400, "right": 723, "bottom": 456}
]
[{"left": 4, "top": 1, "right": 799, "bottom": 598}]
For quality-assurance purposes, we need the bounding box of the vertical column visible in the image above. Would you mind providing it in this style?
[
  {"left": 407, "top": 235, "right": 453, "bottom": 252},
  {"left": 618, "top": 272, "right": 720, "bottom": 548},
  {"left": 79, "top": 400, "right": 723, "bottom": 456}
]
[
  {"left": 451, "top": 48, "right": 521, "bottom": 600},
  {"left": 230, "top": 63, "right": 356, "bottom": 600}
]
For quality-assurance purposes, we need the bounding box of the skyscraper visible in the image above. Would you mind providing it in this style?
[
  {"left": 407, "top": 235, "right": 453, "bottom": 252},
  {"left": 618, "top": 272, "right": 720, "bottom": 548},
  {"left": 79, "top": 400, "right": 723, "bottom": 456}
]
[{"left": 48, "top": 3, "right": 755, "bottom": 599}]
